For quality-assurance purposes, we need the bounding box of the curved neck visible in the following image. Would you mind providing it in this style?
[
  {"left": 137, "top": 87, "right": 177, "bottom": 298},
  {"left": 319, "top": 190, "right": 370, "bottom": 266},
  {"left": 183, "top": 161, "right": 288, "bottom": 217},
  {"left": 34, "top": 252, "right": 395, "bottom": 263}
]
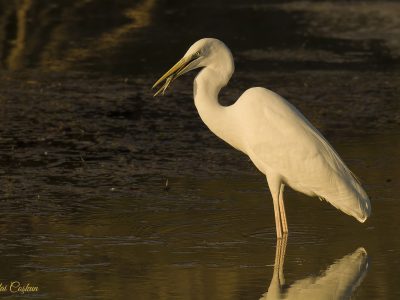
[
  {"left": 194, "top": 67, "right": 226, "bottom": 108},
  {"left": 193, "top": 58, "right": 243, "bottom": 151},
  {"left": 193, "top": 65, "right": 230, "bottom": 125},
  {"left": 193, "top": 42, "right": 234, "bottom": 113}
]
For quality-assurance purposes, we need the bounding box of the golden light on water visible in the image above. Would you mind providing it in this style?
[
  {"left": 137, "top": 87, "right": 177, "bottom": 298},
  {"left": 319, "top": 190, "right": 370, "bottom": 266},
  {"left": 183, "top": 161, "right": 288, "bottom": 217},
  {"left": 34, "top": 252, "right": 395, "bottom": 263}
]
[{"left": 0, "top": 0, "right": 155, "bottom": 71}]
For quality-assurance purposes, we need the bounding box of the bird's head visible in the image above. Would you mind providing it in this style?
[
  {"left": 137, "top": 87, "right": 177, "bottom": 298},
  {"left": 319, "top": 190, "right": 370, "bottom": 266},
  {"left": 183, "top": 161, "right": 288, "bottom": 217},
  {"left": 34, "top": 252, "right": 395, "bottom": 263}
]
[{"left": 152, "top": 38, "right": 232, "bottom": 96}]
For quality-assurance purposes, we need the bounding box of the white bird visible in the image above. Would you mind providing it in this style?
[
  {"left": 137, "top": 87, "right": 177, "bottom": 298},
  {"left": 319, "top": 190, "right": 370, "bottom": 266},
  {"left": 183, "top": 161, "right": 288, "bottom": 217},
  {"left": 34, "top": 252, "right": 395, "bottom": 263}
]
[{"left": 153, "top": 38, "right": 371, "bottom": 238}]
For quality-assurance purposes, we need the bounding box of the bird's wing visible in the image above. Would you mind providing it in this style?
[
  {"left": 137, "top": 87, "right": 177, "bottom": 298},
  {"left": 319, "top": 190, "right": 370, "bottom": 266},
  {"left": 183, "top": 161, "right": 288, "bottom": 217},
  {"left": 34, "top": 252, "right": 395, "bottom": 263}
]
[{"left": 234, "top": 87, "right": 370, "bottom": 221}]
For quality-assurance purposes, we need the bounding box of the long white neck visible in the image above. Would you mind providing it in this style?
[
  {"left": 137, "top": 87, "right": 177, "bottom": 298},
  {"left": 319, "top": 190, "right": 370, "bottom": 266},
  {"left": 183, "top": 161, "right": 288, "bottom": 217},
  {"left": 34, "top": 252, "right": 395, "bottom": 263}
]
[{"left": 193, "top": 53, "right": 243, "bottom": 151}]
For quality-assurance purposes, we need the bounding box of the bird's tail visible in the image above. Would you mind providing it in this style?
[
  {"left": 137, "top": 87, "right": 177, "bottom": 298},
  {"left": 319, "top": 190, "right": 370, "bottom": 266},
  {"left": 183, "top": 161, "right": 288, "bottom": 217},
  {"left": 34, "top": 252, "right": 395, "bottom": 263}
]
[
  {"left": 320, "top": 177, "right": 371, "bottom": 223},
  {"left": 351, "top": 181, "right": 371, "bottom": 223}
]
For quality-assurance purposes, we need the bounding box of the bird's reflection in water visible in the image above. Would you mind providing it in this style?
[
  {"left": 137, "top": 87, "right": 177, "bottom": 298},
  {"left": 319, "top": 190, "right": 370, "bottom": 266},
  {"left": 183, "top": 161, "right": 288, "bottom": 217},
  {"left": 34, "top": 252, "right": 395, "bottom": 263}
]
[{"left": 261, "top": 235, "right": 368, "bottom": 300}]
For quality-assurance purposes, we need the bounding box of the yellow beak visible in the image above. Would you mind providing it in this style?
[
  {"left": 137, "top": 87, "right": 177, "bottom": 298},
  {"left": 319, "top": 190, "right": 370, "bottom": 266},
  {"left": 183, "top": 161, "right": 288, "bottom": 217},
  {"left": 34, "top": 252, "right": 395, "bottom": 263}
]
[{"left": 152, "top": 56, "right": 190, "bottom": 96}]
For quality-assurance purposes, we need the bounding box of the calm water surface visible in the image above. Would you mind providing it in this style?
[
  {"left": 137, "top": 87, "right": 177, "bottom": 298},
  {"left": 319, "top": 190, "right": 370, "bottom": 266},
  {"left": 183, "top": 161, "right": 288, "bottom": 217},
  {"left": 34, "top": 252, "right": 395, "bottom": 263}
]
[{"left": 0, "top": 0, "right": 399, "bottom": 299}]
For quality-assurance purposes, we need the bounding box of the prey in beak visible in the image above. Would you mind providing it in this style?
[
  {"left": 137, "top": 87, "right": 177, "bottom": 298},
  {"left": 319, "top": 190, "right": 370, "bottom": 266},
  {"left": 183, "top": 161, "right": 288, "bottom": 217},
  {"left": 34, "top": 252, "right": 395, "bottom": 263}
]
[{"left": 152, "top": 52, "right": 201, "bottom": 96}]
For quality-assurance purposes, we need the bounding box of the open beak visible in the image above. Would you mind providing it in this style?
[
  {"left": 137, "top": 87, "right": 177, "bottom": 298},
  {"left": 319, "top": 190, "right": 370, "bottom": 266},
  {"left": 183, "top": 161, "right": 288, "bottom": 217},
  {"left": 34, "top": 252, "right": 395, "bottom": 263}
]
[{"left": 152, "top": 54, "right": 199, "bottom": 96}]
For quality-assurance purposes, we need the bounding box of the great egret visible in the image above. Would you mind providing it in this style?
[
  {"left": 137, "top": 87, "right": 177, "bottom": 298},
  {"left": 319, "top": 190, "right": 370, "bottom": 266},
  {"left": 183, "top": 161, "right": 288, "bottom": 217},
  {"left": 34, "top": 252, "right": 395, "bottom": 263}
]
[{"left": 153, "top": 38, "right": 371, "bottom": 238}]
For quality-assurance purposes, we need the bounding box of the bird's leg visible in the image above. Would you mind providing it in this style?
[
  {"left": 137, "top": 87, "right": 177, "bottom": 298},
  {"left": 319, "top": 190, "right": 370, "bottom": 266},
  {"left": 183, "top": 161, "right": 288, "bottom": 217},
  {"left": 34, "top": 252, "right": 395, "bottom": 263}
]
[
  {"left": 273, "top": 194, "right": 283, "bottom": 239},
  {"left": 278, "top": 233, "right": 288, "bottom": 286},
  {"left": 279, "top": 184, "right": 288, "bottom": 234},
  {"left": 273, "top": 234, "right": 288, "bottom": 287},
  {"left": 267, "top": 175, "right": 283, "bottom": 239}
]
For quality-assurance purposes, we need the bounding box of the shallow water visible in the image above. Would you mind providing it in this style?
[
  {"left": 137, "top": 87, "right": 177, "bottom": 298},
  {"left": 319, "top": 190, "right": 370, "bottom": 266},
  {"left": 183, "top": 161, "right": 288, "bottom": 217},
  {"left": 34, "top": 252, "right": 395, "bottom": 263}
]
[{"left": 0, "top": 0, "right": 399, "bottom": 299}]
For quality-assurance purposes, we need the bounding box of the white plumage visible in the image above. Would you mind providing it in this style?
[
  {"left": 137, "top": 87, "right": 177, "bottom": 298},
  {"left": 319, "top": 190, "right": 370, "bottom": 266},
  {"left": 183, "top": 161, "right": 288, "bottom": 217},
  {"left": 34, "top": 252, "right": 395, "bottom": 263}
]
[{"left": 153, "top": 38, "right": 371, "bottom": 238}]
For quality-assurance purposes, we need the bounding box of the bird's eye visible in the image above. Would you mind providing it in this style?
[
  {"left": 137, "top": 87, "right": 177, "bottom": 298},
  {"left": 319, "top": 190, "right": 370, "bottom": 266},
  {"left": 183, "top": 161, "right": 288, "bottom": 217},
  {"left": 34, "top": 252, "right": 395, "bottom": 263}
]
[{"left": 196, "top": 51, "right": 201, "bottom": 57}]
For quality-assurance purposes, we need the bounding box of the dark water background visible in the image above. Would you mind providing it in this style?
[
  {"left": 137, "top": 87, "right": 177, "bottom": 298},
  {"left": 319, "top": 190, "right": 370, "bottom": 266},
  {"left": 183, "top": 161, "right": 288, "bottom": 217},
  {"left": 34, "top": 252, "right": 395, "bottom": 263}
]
[{"left": 0, "top": 0, "right": 399, "bottom": 299}]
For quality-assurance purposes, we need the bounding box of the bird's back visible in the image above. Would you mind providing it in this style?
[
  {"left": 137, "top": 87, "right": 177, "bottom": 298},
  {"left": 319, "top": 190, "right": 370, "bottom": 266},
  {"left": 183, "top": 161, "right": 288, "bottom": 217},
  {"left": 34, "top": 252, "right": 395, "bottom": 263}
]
[{"left": 231, "top": 87, "right": 371, "bottom": 222}]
